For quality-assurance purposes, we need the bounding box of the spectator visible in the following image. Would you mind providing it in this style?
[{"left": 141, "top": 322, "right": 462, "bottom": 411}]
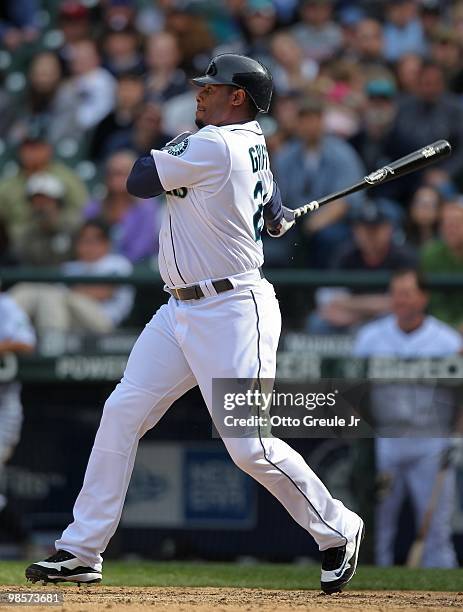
[
  {"left": 84, "top": 151, "right": 161, "bottom": 262},
  {"left": 451, "top": 0, "right": 463, "bottom": 39},
  {"left": 102, "top": 25, "right": 144, "bottom": 78},
  {"left": 0, "top": 0, "right": 40, "bottom": 51},
  {"left": 350, "top": 78, "right": 398, "bottom": 173},
  {"left": 430, "top": 27, "right": 462, "bottom": 93},
  {"left": 405, "top": 185, "right": 442, "bottom": 248},
  {"left": 421, "top": 197, "right": 463, "bottom": 328},
  {"left": 349, "top": 78, "right": 411, "bottom": 202},
  {"left": 0, "top": 288, "right": 35, "bottom": 545},
  {"left": 8, "top": 52, "right": 64, "bottom": 148},
  {"left": 290, "top": 0, "right": 342, "bottom": 63},
  {"left": 272, "top": 91, "right": 301, "bottom": 152},
  {"left": 56, "top": 1, "right": 93, "bottom": 71},
  {"left": 0, "top": 126, "right": 88, "bottom": 239},
  {"left": 129, "top": 101, "right": 172, "bottom": 155},
  {"left": 164, "top": 7, "right": 215, "bottom": 73},
  {"left": 224, "top": 0, "right": 277, "bottom": 68},
  {"left": 320, "top": 60, "right": 364, "bottom": 139},
  {"left": 350, "top": 18, "right": 385, "bottom": 75},
  {"left": 10, "top": 220, "right": 134, "bottom": 335},
  {"left": 144, "top": 31, "right": 188, "bottom": 103},
  {"left": 161, "top": 84, "right": 197, "bottom": 136},
  {"left": 0, "top": 218, "right": 16, "bottom": 267},
  {"left": 383, "top": 0, "right": 426, "bottom": 62},
  {"left": 353, "top": 268, "right": 462, "bottom": 567},
  {"left": 337, "top": 5, "right": 366, "bottom": 57},
  {"left": 89, "top": 71, "right": 146, "bottom": 162},
  {"left": 390, "top": 62, "right": 463, "bottom": 187},
  {"left": 134, "top": 0, "right": 169, "bottom": 36},
  {"left": 274, "top": 97, "right": 365, "bottom": 268},
  {"left": 270, "top": 31, "right": 318, "bottom": 95},
  {"left": 0, "top": 71, "right": 15, "bottom": 137},
  {"left": 53, "top": 39, "right": 117, "bottom": 141},
  {"left": 429, "top": 27, "right": 463, "bottom": 95},
  {"left": 394, "top": 52, "right": 423, "bottom": 96},
  {"left": 102, "top": 0, "right": 136, "bottom": 32},
  {"left": 419, "top": 0, "right": 442, "bottom": 39},
  {"left": 307, "top": 200, "right": 417, "bottom": 334},
  {"left": 13, "top": 173, "right": 76, "bottom": 266}
]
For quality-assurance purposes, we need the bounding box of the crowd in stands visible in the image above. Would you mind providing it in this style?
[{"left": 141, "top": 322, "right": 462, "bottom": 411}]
[
  {"left": 0, "top": 0, "right": 463, "bottom": 332},
  {"left": 2, "top": 0, "right": 463, "bottom": 569}
]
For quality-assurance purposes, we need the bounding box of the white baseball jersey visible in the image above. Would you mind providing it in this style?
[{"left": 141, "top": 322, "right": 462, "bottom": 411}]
[
  {"left": 0, "top": 294, "right": 35, "bottom": 464},
  {"left": 151, "top": 120, "right": 273, "bottom": 287},
  {"left": 0, "top": 294, "right": 36, "bottom": 348},
  {"left": 353, "top": 314, "right": 463, "bottom": 434}
]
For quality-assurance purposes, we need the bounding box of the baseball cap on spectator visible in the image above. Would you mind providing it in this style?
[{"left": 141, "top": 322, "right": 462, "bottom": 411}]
[
  {"left": 299, "top": 96, "right": 324, "bottom": 116},
  {"left": 430, "top": 27, "right": 460, "bottom": 46},
  {"left": 366, "top": 78, "right": 396, "bottom": 98},
  {"left": 59, "top": 1, "right": 89, "bottom": 20},
  {"left": 21, "top": 120, "right": 48, "bottom": 145},
  {"left": 420, "top": 0, "right": 441, "bottom": 13},
  {"left": 26, "top": 174, "right": 65, "bottom": 200},
  {"left": 339, "top": 6, "right": 365, "bottom": 27},
  {"left": 351, "top": 200, "right": 392, "bottom": 225},
  {"left": 246, "top": 0, "right": 276, "bottom": 14}
]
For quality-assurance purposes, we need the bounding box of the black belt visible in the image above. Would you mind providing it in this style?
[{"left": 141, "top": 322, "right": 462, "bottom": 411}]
[{"left": 171, "top": 268, "right": 264, "bottom": 301}]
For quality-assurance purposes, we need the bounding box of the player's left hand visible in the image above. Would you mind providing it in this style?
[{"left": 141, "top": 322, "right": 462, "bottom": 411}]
[{"left": 266, "top": 206, "right": 295, "bottom": 238}]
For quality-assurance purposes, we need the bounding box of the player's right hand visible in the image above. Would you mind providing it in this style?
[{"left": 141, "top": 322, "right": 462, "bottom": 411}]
[{"left": 266, "top": 206, "right": 295, "bottom": 238}]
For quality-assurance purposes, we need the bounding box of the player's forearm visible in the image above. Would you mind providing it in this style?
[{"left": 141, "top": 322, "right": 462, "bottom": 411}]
[
  {"left": 335, "top": 294, "right": 391, "bottom": 317},
  {"left": 264, "top": 181, "right": 295, "bottom": 238},
  {"left": 342, "top": 294, "right": 391, "bottom": 316},
  {"left": 73, "top": 285, "right": 114, "bottom": 301},
  {"left": 263, "top": 181, "right": 283, "bottom": 228},
  {"left": 0, "top": 340, "right": 35, "bottom": 354},
  {"left": 126, "top": 156, "right": 165, "bottom": 198}
]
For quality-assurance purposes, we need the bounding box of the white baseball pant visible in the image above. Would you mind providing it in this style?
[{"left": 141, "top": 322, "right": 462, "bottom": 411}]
[
  {"left": 0, "top": 384, "right": 24, "bottom": 511},
  {"left": 56, "top": 273, "right": 359, "bottom": 568},
  {"left": 376, "top": 437, "right": 457, "bottom": 567}
]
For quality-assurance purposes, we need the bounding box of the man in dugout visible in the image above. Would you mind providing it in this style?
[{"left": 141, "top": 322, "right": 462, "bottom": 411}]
[{"left": 353, "top": 268, "right": 463, "bottom": 567}]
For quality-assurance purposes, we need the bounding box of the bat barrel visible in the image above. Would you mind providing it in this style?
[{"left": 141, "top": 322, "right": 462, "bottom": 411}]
[
  {"left": 365, "top": 140, "right": 452, "bottom": 186},
  {"left": 293, "top": 140, "right": 452, "bottom": 220}
]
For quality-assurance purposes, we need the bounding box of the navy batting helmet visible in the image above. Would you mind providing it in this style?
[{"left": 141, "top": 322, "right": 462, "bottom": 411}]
[{"left": 191, "top": 54, "right": 273, "bottom": 114}]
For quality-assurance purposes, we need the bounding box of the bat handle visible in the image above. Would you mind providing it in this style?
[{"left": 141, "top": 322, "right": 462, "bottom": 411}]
[{"left": 293, "top": 201, "right": 320, "bottom": 219}]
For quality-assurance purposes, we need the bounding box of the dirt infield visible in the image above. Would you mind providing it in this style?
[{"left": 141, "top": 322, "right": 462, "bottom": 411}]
[{"left": 1, "top": 585, "right": 463, "bottom": 612}]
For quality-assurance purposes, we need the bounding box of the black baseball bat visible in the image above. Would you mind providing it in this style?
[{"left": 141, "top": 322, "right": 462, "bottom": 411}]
[{"left": 293, "top": 140, "right": 452, "bottom": 218}]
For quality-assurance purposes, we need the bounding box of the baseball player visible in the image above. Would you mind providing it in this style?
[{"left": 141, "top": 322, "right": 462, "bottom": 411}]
[
  {"left": 353, "top": 268, "right": 462, "bottom": 567},
  {"left": 0, "top": 290, "right": 36, "bottom": 517},
  {"left": 26, "top": 54, "right": 363, "bottom": 594}
]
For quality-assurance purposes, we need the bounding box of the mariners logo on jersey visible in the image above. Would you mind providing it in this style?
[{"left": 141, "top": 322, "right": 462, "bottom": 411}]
[{"left": 166, "top": 138, "right": 190, "bottom": 157}]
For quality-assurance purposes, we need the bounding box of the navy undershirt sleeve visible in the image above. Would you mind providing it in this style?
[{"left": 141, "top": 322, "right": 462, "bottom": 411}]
[
  {"left": 126, "top": 156, "right": 165, "bottom": 198},
  {"left": 263, "top": 181, "right": 284, "bottom": 227}
]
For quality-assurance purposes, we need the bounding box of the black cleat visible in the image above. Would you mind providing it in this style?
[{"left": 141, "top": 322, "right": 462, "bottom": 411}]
[
  {"left": 320, "top": 518, "right": 364, "bottom": 594},
  {"left": 25, "top": 550, "right": 102, "bottom": 584}
]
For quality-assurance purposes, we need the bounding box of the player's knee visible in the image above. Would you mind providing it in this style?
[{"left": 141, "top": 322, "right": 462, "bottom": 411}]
[
  {"left": 225, "top": 439, "right": 264, "bottom": 474},
  {"left": 99, "top": 383, "right": 155, "bottom": 434}
]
